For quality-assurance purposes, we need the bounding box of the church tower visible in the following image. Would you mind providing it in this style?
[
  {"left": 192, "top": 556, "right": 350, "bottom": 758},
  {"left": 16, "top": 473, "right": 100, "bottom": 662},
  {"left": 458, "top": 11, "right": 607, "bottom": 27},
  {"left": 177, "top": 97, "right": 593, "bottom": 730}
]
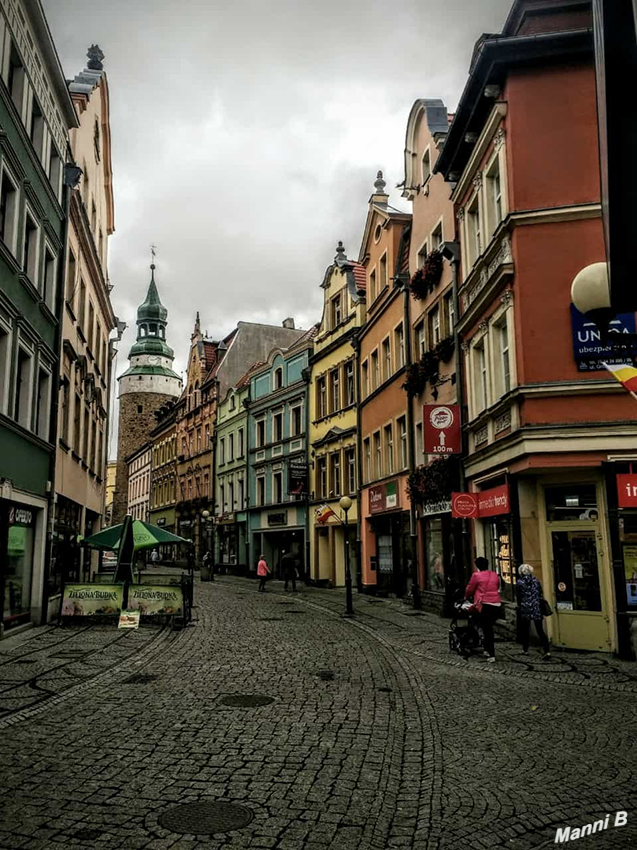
[{"left": 111, "top": 263, "right": 182, "bottom": 523}]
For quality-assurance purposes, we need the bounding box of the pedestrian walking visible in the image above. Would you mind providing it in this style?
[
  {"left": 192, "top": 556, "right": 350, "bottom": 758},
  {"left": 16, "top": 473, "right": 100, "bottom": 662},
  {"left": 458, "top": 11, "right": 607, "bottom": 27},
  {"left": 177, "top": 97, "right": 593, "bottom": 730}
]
[
  {"left": 202, "top": 550, "right": 215, "bottom": 582},
  {"left": 517, "top": 563, "right": 551, "bottom": 660},
  {"left": 465, "top": 556, "right": 502, "bottom": 663},
  {"left": 150, "top": 549, "right": 159, "bottom": 565},
  {"left": 282, "top": 550, "right": 297, "bottom": 592},
  {"left": 257, "top": 554, "right": 270, "bottom": 592}
]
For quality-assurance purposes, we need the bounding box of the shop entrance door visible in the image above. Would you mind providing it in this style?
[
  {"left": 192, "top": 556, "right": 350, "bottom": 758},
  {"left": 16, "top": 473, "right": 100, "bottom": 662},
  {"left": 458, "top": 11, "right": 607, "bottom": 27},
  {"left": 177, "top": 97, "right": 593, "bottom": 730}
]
[{"left": 549, "top": 526, "right": 612, "bottom": 651}]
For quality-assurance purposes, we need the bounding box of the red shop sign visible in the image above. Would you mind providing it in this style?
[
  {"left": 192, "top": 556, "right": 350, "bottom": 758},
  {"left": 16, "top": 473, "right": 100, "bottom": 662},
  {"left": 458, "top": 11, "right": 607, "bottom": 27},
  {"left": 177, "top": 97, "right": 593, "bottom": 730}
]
[
  {"left": 617, "top": 474, "right": 637, "bottom": 508},
  {"left": 423, "top": 405, "right": 461, "bottom": 455},
  {"left": 452, "top": 492, "right": 479, "bottom": 519},
  {"left": 477, "top": 484, "right": 510, "bottom": 517}
]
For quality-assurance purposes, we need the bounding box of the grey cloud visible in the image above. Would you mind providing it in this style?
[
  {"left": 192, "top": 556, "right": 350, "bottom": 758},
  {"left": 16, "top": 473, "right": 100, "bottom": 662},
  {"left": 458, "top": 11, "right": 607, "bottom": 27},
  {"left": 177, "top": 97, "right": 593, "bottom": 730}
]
[{"left": 43, "top": 0, "right": 512, "bottom": 457}]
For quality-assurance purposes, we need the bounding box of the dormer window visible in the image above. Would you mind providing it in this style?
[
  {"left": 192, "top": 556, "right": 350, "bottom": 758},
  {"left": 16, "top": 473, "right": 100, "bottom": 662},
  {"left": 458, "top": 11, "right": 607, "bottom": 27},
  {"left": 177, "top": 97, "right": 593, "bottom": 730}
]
[
  {"left": 331, "top": 294, "right": 342, "bottom": 329},
  {"left": 274, "top": 367, "right": 283, "bottom": 390}
]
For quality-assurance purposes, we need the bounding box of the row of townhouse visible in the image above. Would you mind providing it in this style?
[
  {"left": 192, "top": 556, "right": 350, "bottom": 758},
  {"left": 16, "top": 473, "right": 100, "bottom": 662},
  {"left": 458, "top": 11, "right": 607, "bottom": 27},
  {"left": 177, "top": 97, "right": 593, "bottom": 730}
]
[
  {"left": 0, "top": 0, "right": 118, "bottom": 638},
  {"left": 134, "top": 0, "right": 636, "bottom": 657}
]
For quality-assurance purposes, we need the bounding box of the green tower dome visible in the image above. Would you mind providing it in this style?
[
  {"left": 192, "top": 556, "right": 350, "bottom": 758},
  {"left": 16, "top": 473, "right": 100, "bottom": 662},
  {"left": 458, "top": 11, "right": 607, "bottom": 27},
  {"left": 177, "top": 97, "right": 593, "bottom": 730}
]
[{"left": 127, "top": 263, "right": 173, "bottom": 358}]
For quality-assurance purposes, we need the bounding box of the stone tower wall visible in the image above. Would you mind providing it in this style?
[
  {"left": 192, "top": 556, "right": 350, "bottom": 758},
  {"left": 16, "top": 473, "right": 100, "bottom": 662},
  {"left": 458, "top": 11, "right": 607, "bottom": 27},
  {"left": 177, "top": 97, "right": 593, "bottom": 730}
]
[{"left": 112, "top": 391, "right": 177, "bottom": 524}]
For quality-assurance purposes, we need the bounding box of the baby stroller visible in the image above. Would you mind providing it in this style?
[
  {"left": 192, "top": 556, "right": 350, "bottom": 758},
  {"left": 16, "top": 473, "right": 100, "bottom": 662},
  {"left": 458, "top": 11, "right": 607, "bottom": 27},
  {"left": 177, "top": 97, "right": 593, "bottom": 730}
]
[{"left": 448, "top": 590, "right": 482, "bottom": 658}]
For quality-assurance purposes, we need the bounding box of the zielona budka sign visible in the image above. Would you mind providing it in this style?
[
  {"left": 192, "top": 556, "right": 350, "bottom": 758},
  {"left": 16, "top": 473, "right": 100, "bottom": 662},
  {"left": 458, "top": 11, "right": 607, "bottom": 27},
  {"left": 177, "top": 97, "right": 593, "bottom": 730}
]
[
  {"left": 128, "top": 585, "right": 183, "bottom": 616},
  {"left": 62, "top": 585, "right": 123, "bottom": 616}
]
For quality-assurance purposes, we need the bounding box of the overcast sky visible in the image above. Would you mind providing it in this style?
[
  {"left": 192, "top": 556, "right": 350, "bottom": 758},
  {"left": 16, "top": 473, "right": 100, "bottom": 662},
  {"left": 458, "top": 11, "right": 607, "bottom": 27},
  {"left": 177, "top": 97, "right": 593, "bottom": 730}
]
[{"left": 43, "top": 0, "right": 512, "bottom": 455}]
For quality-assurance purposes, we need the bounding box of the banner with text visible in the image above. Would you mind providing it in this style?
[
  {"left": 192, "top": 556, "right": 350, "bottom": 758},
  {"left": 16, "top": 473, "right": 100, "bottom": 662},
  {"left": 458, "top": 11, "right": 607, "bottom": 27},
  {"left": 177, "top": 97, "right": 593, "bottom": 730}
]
[
  {"left": 61, "top": 584, "right": 124, "bottom": 617},
  {"left": 128, "top": 584, "right": 184, "bottom": 616}
]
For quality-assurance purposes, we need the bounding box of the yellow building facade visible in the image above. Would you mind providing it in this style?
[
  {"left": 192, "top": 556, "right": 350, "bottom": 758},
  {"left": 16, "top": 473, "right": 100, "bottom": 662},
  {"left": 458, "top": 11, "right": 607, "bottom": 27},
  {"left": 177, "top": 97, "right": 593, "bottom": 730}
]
[{"left": 309, "top": 243, "right": 366, "bottom": 586}]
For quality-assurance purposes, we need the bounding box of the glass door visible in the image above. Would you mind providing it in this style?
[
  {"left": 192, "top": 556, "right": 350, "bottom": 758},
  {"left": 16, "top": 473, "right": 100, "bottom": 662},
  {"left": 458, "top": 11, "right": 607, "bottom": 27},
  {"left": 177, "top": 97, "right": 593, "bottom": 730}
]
[{"left": 549, "top": 527, "right": 611, "bottom": 651}]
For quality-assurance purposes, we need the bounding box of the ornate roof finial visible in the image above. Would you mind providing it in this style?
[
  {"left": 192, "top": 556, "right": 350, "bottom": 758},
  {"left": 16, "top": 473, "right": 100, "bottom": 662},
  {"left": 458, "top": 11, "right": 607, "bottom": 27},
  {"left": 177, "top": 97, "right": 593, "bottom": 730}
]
[
  {"left": 150, "top": 244, "right": 157, "bottom": 280},
  {"left": 87, "top": 44, "right": 105, "bottom": 72},
  {"left": 374, "top": 170, "right": 387, "bottom": 194},
  {"left": 335, "top": 240, "right": 347, "bottom": 265}
]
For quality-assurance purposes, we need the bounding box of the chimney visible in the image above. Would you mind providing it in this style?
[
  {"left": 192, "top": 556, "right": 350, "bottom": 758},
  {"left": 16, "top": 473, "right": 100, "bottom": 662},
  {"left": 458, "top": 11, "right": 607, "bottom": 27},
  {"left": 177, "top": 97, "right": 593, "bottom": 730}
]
[{"left": 282, "top": 318, "right": 295, "bottom": 329}]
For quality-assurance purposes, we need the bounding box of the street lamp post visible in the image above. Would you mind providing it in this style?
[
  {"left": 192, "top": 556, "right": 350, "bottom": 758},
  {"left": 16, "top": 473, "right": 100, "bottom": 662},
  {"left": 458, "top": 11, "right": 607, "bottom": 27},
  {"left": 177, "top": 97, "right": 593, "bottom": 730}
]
[{"left": 339, "top": 496, "right": 354, "bottom": 616}]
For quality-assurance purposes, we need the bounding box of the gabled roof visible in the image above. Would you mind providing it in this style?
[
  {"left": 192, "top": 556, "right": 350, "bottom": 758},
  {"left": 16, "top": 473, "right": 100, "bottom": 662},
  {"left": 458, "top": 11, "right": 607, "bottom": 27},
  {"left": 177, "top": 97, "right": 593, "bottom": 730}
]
[
  {"left": 312, "top": 425, "right": 357, "bottom": 448},
  {"left": 288, "top": 322, "right": 320, "bottom": 350},
  {"left": 236, "top": 360, "right": 266, "bottom": 389},
  {"left": 358, "top": 172, "right": 411, "bottom": 264}
]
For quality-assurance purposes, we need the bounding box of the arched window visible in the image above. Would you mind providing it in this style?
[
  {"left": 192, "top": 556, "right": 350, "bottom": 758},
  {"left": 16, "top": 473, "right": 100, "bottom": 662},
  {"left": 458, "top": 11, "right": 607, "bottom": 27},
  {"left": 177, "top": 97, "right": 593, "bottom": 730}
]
[
  {"left": 274, "top": 367, "right": 283, "bottom": 390},
  {"left": 139, "top": 325, "right": 147, "bottom": 337},
  {"left": 149, "top": 323, "right": 157, "bottom": 336},
  {"left": 194, "top": 381, "right": 200, "bottom": 407}
]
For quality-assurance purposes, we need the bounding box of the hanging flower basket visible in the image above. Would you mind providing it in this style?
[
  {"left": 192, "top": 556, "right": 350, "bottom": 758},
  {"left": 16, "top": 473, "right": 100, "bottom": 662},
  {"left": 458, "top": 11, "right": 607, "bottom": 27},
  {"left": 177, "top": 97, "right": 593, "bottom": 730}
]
[
  {"left": 407, "top": 456, "right": 460, "bottom": 505},
  {"left": 402, "top": 351, "right": 439, "bottom": 396},
  {"left": 435, "top": 334, "right": 455, "bottom": 364},
  {"left": 409, "top": 250, "right": 444, "bottom": 300}
]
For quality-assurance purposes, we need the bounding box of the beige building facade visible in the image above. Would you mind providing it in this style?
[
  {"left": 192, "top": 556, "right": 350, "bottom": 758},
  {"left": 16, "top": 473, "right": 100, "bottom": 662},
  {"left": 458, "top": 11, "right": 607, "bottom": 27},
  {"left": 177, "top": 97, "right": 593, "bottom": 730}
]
[
  {"left": 52, "top": 47, "right": 115, "bottom": 596},
  {"left": 127, "top": 443, "right": 151, "bottom": 522}
]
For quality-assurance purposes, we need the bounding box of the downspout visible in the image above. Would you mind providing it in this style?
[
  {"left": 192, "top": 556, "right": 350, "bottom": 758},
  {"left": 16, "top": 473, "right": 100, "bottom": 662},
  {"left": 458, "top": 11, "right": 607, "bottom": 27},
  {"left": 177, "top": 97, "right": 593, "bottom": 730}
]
[
  {"left": 351, "top": 330, "right": 363, "bottom": 592},
  {"left": 243, "top": 390, "right": 251, "bottom": 572},
  {"left": 302, "top": 366, "right": 311, "bottom": 585},
  {"left": 42, "top": 164, "right": 79, "bottom": 623},
  {"left": 442, "top": 241, "right": 471, "bottom": 598},
  {"left": 210, "top": 378, "right": 218, "bottom": 569}
]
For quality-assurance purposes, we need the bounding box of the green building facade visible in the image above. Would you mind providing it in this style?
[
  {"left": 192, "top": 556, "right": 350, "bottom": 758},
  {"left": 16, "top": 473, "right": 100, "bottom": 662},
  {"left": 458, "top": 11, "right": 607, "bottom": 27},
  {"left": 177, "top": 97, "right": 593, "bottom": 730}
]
[{"left": 0, "top": 1, "right": 77, "bottom": 636}]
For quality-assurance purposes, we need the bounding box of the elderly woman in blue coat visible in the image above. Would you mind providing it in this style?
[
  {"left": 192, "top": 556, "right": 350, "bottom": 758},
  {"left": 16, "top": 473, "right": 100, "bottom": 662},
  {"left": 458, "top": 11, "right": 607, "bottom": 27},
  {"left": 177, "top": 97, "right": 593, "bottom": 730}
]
[{"left": 517, "top": 564, "right": 551, "bottom": 660}]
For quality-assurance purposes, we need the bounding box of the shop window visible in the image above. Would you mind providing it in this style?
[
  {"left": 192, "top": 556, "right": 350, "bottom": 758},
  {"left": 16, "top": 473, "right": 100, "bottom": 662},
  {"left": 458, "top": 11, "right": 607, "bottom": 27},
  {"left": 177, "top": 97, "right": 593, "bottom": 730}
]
[
  {"left": 425, "top": 517, "right": 445, "bottom": 592},
  {"left": 485, "top": 516, "right": 515, "bottom": 602},
  {"left": 4, "top": 505, "right": 35, "bottom": 630}
]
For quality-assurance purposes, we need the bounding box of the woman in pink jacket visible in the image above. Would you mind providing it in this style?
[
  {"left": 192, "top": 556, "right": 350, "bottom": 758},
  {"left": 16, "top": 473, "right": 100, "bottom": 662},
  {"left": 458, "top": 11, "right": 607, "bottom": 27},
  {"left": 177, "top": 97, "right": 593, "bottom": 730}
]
[
  {"left": 257, "top": 555, "right": 270, "bottom": 593},
  {"left": 465, "top": 556, "right": 502, "bottom": 662}
]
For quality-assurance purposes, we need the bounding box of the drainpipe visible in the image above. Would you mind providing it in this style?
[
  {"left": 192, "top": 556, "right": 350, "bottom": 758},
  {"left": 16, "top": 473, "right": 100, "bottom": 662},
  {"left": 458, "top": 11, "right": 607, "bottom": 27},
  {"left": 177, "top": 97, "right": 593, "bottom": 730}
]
[
  {"left": 351, "top": 331, "right": 363, "bottom": 592},
  {"left": 42, "top": 163, "right": 82, "bottom": 624},
  {"left": 399, "top": 275, "right": 422, "bottom": 610},
  {"left": 243, "top": 391, "right": 251, "bottom": 573},
  {"left": 302, "top": 366, "right": 311, "bottom": 585},
  {"left": 441, "top": 241, "right": 471, "bottom": 597}
]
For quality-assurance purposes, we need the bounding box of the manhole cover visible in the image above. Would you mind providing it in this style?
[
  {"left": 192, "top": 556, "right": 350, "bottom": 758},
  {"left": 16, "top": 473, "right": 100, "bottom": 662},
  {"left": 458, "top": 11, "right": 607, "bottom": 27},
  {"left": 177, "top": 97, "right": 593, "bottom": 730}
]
[
  {"left": 316, "top": 670, "right": 334, "bottom": 681},
  {"left": 124, "top": 673, "right": 158, "bottom": 684},
  {"left": 158, "top": 801, "right": 254, "bottom": 835},
  {"left": 220, "top": 694, "right": 274, "bottom": 707}
]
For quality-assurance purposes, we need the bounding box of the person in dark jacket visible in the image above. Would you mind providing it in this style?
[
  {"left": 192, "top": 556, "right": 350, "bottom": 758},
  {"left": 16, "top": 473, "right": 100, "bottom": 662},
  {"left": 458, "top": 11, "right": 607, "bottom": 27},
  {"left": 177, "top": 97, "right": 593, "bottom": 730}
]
[
  {"left": 517, "top": 563, "right": 551, "bottom": 660},
  {"left": 282, "top": 550, "right": 297, "bottom": 592}
]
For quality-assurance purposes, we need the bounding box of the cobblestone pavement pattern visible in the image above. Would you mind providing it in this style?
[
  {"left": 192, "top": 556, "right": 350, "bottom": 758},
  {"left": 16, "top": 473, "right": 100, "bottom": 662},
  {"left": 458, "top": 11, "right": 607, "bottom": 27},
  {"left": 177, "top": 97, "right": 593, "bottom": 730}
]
[{"left": 0, "top": 576, "right": 635, "bottom": 850}]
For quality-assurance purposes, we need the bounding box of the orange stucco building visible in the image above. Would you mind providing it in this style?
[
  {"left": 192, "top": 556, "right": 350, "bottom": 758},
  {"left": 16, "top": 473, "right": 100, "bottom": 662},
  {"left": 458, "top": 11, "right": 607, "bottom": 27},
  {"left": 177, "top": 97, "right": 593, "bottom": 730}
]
[{"left": 356, "top": 173, "right": 412, "bottom": 594}]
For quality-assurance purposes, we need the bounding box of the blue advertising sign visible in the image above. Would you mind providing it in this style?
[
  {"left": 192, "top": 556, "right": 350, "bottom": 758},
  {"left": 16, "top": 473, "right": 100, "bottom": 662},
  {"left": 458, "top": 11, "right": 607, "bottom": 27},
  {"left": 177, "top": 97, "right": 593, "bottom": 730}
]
[{"left": 570, "top": 305, "right": 637, "bottom": 372}]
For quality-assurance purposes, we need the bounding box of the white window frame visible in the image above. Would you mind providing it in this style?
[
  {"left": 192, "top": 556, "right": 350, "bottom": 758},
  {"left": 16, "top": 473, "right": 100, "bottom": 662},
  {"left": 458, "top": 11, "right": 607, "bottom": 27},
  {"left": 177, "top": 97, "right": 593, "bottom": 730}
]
[
  {"left": 469, "top": 330, "right": 490, "bottom": 419},
  {"left": 417, "top": 240, "right": 428, "bottom": 269},
  {"left": 0, "top": 164, "right": 19, "bottom": 256},
  {"left": 35, "top": 361, "right": 52, "bottom": 440},
  {"left": 489, "top": 296, "right": 517, "bottom": 401},
  {"left": 22, "top": 204, "right": 40, "bottom": 288},
  {"left": 0, "top": 313, "right": 11, "bottom": 415},
  {"left": 14, "top": 338, "right": 34, "bottom": 430},
  {"left": 421, "top": 146, "right": 431, "bottom": 186},
  {"left": 430, "top": 218, "right": 444, "bottom": 251},
  {"left": 394, "top": 324, "right": 405, "bottom": 369}
]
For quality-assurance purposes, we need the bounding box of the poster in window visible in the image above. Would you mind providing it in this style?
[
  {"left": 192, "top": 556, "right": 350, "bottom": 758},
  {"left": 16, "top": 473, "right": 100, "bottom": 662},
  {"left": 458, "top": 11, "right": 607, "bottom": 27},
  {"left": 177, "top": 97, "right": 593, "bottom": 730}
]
[
  {"left": 287, "top": 457, "right": 307, "bottom": 496},
  {"left": 623, "top": 543, "right": 637, "bottom": 606}
]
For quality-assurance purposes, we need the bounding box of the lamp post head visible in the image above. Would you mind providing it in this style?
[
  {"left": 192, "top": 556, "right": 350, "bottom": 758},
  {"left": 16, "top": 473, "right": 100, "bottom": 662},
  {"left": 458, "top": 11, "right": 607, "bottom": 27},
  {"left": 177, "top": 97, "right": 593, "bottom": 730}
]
[
  {"left": 201, "top": 510, "right": 210, "bottom": 519},
  {"left": 339, "top": 496, "right": 352, "bottom": 512},
  {"left": 571, "top": 262, "right": 613, "bottom": 328}
]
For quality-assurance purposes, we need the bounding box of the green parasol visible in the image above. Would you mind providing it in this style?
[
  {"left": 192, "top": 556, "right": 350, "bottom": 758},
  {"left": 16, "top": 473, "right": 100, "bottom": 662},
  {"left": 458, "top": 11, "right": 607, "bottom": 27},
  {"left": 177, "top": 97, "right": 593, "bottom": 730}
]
[{"left": 83, "top": 519, "right": 191, "bottom": 552}]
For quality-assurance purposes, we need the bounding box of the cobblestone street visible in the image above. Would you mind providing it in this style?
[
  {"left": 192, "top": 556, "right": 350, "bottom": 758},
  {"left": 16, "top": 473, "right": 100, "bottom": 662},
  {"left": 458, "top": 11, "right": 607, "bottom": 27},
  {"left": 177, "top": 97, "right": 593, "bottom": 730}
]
[{"left": 0, "top": 577, "right": 635, "bottom": 850}]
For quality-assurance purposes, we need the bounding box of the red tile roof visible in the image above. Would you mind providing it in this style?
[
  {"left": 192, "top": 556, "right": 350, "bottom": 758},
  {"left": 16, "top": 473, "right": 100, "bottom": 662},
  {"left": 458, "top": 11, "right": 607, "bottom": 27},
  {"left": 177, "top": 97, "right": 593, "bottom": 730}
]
[
  {"left": 349, "top": 262, "right": 366, "bottom": 293},
  {"left": 202, "top": 341, "right": 217, "bottom": 370},
  {"left": 235, "top": 360, "right": 266, "bottom": 389}
]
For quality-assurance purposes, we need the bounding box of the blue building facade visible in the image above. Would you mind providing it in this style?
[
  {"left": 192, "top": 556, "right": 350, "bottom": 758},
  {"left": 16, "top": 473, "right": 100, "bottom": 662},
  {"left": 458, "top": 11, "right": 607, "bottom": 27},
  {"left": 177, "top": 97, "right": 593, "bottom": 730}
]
[{"left": 246, "top": 331, "right": 315, "bottom": 578}]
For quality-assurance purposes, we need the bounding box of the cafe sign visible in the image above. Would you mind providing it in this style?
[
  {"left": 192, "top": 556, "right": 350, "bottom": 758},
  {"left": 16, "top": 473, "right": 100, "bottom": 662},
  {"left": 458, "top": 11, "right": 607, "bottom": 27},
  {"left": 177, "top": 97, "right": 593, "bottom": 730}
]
[{"left": 369, "top": 480, "right": 400, "bottom": 514}]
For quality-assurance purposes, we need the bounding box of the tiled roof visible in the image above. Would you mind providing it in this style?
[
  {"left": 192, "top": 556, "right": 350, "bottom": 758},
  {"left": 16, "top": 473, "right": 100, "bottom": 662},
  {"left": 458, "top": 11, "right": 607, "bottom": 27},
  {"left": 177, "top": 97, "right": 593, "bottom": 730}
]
[
  {"left": 235, "top": 360, "right": 266, "bottom": 389},
  {"left": 290, "top": 323, "right": 320, "bottom": 348},
  {"left": 202, "top": 341, "right": 217, "bottom": 370},
  {"left": 349, "top": 262, "right": 366, "bottom": 293}
]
